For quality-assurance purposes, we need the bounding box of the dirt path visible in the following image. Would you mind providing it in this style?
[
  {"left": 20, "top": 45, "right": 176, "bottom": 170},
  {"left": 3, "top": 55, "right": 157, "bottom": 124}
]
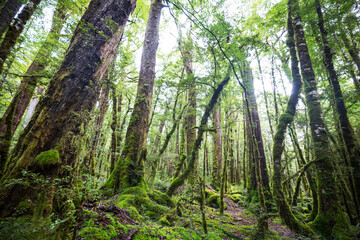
[{"left": 206, "top": 185, "right": 297, "bottom": 239}]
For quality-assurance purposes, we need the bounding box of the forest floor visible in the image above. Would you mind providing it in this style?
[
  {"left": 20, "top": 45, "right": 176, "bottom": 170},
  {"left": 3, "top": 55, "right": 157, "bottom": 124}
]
[{"left": 75, "top": 185, "right": 297, "bottom": 240}]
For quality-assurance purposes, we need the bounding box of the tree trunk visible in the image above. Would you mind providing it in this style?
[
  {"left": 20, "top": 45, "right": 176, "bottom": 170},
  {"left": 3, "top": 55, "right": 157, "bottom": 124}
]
[
  {"left": 183, "top": 41, "right": 197, "bottom": 184},
  {"left": 110, "top": 83, "right": 117, "bottom": 177},
  {"left": 291, "top": 0, "right": 350, "bottom": 237},
  {"left": 0, "top": 0, "right": 136, "bottom": 217},
  {"left": 240, "top": 59, "right": 271, "bottom": 197},
  {"left": 316, "top": 0, "right": 360, "bottom": 209},
  {"left": 271, "top": 3, "right": 313, "bottom": 235},
  {"left": 0, "top": 0, "right": 42, "bottom": 74},
  {"left": 106, "top": 0, "right": 163, "bottom": 192},
  {"left": 211, "top": 101, "right": 222, "bottom": 189},
  {"left": 0, "top": 0, "right": 23, "bottom": 39},
  {"left": 0, "top": 2, "right": 67, "bottom": 174}
]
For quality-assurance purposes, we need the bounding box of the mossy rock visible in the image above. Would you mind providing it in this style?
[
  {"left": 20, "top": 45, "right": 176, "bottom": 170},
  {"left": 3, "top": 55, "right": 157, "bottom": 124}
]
[
  {"left": 158, "top": 207, "right": 181, "bottom": 226},
  {"left": 227, "top": 194, "right": 242, "bottom": 203},
  {"left": 34, "top": 150, "right": 60, "bottom": 169},
  {"left": 148, "top": 190, "right": 174, "bottom": 208},
  {"left": 115, "top": 187, "right": 169, "bottom": 221}
]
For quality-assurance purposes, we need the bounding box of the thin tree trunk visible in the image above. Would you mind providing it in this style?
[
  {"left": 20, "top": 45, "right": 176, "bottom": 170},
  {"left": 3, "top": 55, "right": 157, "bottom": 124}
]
[
  {"left": 167, "top": 67, "right": 231, "bottom": 197},
  {"left": 211, "top": 101, "right": 222, "bottom": 189},
  {"left": 0, "top": 0, "right": 42, "bottom": 74},
  {"left": 110, "top": 83, "right": 117, "bottom": 176},
  {"left": 0, "top": 0, "right": 23, "bottom": 39},
  {"left": 106, "top": 0, "right": 163, "bottom": 191}
]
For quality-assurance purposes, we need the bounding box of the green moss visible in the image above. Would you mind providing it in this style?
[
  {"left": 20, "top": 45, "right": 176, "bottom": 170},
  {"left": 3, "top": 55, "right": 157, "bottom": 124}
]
[
  {"left": 228, "top": 194, "right": 242, "bottom": 203},
  {"left": 148, "top": 190, "right": 174, "bottom": 207},
  {"left": 34, "top": 150, "right": 60, "bottom": 168},
  {"left": 159, "top": 216, "right": 170, "bottom": 226},
  {"left": 158, "top": 208, "right": 180, "bottom": 226},
  {"left": 311, "top": 212, "right": 352, "bottom": 239},
  {"left": 18, "top": 200, "right": 32, "bottom": 210},
  {"left": 115, "top": 187, "right": 169, "bottom": 221}
]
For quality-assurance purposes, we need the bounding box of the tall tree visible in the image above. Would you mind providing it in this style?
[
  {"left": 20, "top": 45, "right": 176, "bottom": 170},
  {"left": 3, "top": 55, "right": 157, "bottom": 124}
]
[
  {"left": 106, "top": 0, "right": 163, "bottom": 192},
  {"left": 0, "top": 0, "right": 137, "bottom": 217},
  {"left": 211, "top": 101, "right": 222, "bottom": 189},
  {"left": 239, "top": 59, "right": 271, "bottom": 197},
  {"left": 315, "top": 0, "right": 360, "bottom": 208},
  {"left": 290, "top": 0, "right": 349, "bottom": 237},
  {"left": 271, "top": 1, "right": 313, "bottom": 235}
]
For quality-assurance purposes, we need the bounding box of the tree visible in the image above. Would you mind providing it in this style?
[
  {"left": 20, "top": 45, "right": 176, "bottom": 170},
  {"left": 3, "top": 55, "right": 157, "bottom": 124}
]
[
  {"left": 0, "top": 0, "right": 137, "bottom": 217},
  {"left": 290, "top": 0, "right": 350, "bottom": 237},
  {"left": 105, "top": 0, "right": 163, "bottom": 192},
  {"left": 0, "top": 1, "right": 68, "bottom": 175}
]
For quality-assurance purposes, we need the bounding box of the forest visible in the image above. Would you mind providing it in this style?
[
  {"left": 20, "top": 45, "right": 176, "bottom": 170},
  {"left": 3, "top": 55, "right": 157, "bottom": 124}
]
[{"left": 0, "top": 0, "right": 359, "bottom": 239}]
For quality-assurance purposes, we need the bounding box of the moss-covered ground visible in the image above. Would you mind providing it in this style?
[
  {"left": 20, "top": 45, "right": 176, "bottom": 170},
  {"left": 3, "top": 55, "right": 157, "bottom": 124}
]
[{"left": 74, "top": 185, "right": 297, "bottom": 240}]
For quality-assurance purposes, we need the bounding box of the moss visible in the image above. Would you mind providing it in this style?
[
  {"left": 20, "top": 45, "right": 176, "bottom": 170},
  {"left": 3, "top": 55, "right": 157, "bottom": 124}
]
[
  {"left": 34, "top": 149, "right": 60, "bottom": 169},
  {"left": 159, "top": 216, "right": 170, "bottom": 226},
  {"left": 148, "top": 190, "right": 174, "bottom": 207},
  {"left": 158, "top": 208, "right": 180, "bottom": 226},
  {"left": 115, "top": 187, "right": 169, "bottom": 221},
  {"left": 228, "top": 194, "right": 242, "bottom": 203},
  {"left": 206, "top": 193, "right": 227, "bottom": 209},
  {"left": 311, "top": 212, "right": 352, "bottom": 239}
]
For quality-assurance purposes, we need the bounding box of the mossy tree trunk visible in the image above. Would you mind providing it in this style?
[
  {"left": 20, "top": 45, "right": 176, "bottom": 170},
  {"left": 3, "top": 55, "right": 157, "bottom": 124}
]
[
  {"left": 182, "top": 37, "right": 198, "bottom": 184},
  {"left": 0, "top": 0, "right": 137, "bottom": 217},
  {"left": 0, "top": 2, "right": 68, "bottom": 174},
  {"left": 291, "top": 0, "right": 350, "bottom": 237},
  {"left": 0, "top": 0, "right": 41, "bottom": 74},
  {"left": 271, "top": 3, "right": 314, "bottom": 236},
  {"left": 106, "top": 0, "right": 163, "bottom": 192},
  {"left": 211, "top": 101, "right": 222, "bottom": 189},
  {"left": 109, "top": 84, "right": 118, "bottom": 176},
  {"left": 85, "top": 83, "right": 110, "bottom": 175},
  {"left": 239, "top": 59, "right": 271, "bottom": 198},
  {"left": 315, "top": 0, "right": 360, "bottom": 210},
  {"left": 0, "top": 0, "right": 23, "bottom": 39}
]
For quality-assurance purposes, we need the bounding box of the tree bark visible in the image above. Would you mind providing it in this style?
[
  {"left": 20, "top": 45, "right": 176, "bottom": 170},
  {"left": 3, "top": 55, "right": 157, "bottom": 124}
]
[
  {"left": 211, "top": 101, "right": 222, "bottom": 189},
  {"left": 240, "top": 59, "right": 271, "bottom": 197},
  {"left": 0, "top": 0, "right": 136, "bottom": 217},
  {"left": 106, "top": 0, "right": 163, "bottom": 191},
  {"left": 315, "top": 0, "right": 360, "bottom": 210},
  {"left": 0, "top": 0, "right": 23, "bottom": 39},
  {"left": 0, "top": 0, "right": 42, "bottom": 74},
  {"left": 291, "top": 0, "right": 350, "bottom": 237},
  {"left": 271, "top": 3, "right": 313, "bottom": 235}
]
